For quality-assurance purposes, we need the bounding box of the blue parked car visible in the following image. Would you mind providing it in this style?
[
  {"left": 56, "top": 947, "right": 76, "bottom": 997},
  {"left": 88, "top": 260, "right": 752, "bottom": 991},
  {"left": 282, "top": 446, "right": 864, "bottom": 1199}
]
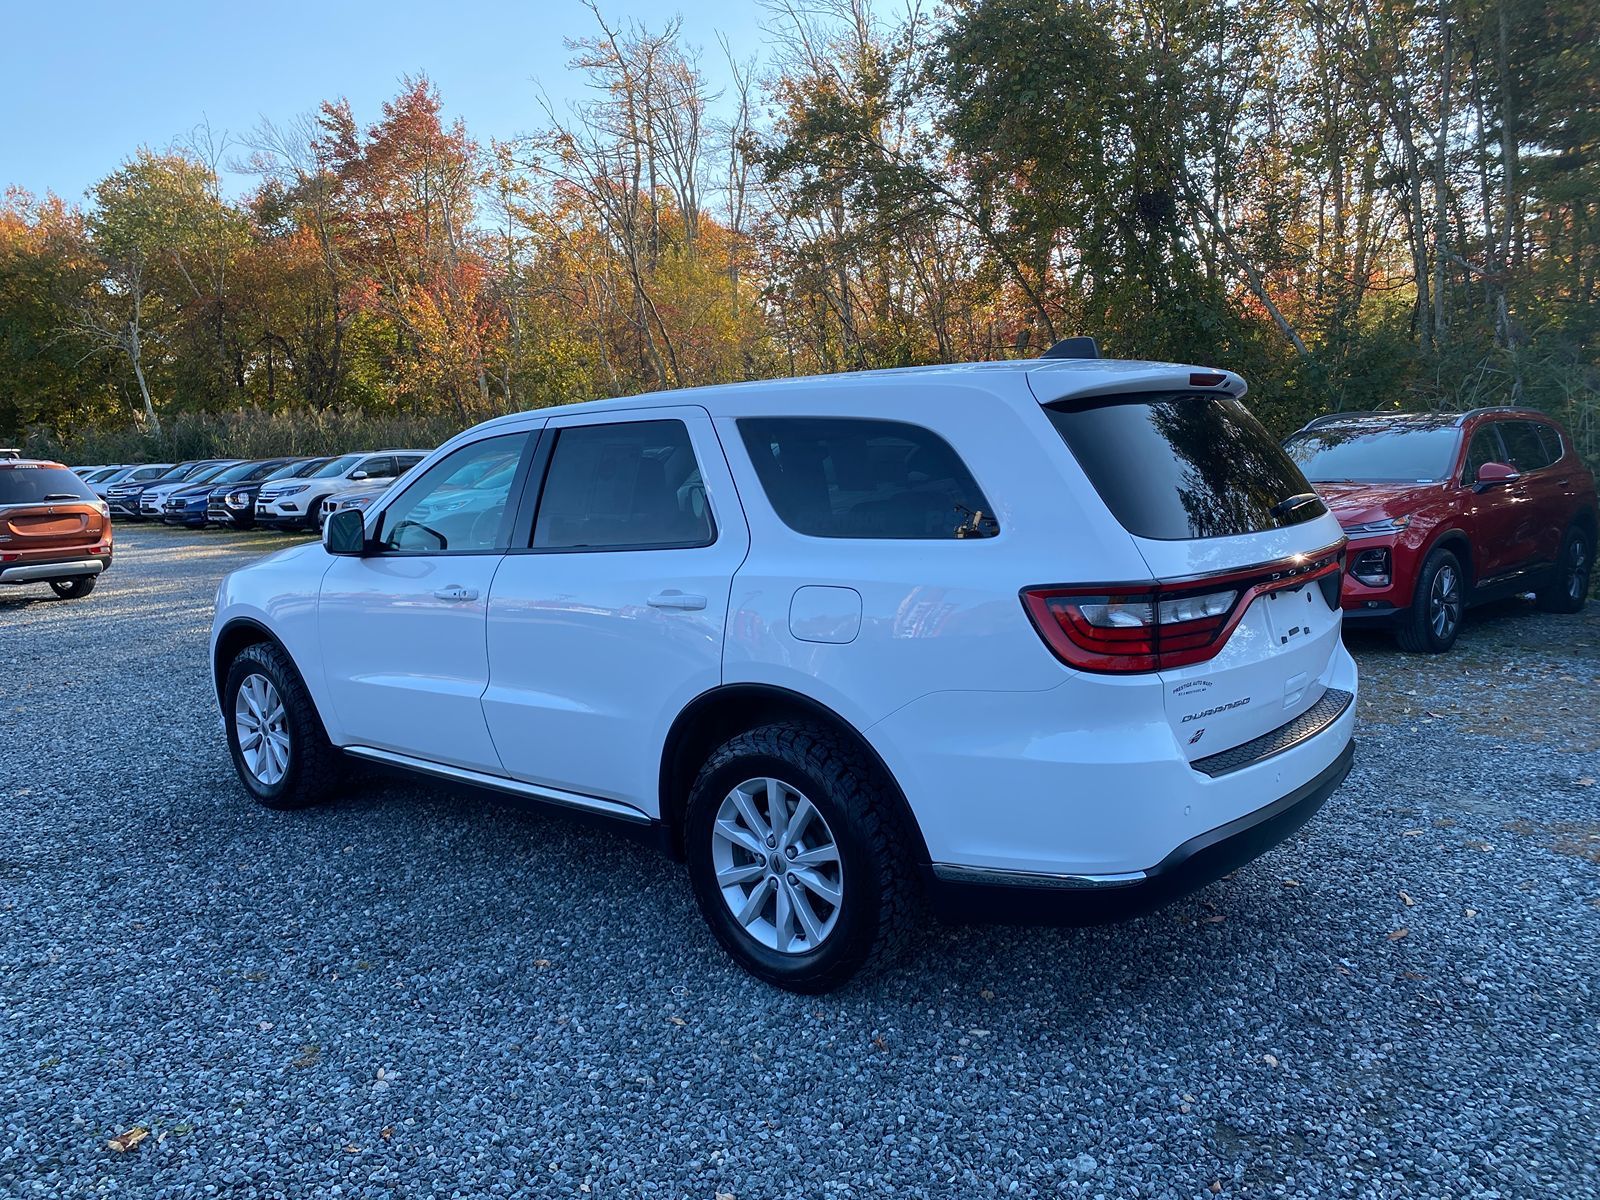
[{"left": 161, "top": 459, "right": 301, "bottom": 528}]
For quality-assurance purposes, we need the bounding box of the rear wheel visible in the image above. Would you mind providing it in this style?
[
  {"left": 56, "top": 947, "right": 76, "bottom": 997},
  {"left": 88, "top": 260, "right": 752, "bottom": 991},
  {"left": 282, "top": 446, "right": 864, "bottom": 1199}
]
[
  {"left": 223, "top": 641, "right": 341, "bottom": 809},
  {"left": 1396, "top": 546, "right": 1463, "bottom": 654},
  {"left": 48, "top": 576, "right": 97, "bottom": 600},
  {"left": 684, "top": 723, "right": 915, "bottom": 993},
  {"left": 1536, "top": 525, "right": 1591, "bottom": 614}
]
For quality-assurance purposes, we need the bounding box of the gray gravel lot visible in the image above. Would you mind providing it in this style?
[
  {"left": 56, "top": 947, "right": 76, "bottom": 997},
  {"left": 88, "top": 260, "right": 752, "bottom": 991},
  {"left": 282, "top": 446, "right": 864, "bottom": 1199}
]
[{"left": 2, "top": 525, "right": 1598, "bottom": 1199}]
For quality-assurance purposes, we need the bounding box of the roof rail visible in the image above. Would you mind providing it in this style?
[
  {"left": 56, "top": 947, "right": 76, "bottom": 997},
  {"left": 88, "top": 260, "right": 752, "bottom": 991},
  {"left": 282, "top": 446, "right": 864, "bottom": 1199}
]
[
  {"left": 0, "top": 448, "right": 21, "bottom": 459},
  {"left": 1457, "top": 405, "right": 1543, "bottom": 420},
  {"left": 1039, "top": 336, "right": 1100, "bottom": 360},
  {"left": 1299, "top": 411, "right": 1402, "bottom": 429}
]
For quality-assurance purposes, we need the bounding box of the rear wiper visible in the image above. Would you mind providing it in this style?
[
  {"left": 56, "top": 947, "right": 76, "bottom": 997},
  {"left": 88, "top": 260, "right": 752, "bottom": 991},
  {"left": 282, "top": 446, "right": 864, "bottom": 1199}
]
[
  {"left": 1270, "top": 492, "right": 1322, "bottom": 519},
  {"left": 42, "top": 493, "right": 83, "bottom": 501}
]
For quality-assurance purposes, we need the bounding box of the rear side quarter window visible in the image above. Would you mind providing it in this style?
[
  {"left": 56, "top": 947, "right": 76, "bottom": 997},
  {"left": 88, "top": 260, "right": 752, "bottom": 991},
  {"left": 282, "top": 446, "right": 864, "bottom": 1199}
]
[{"left": 737, "top": 417, "right": 998, "bottom": 539}]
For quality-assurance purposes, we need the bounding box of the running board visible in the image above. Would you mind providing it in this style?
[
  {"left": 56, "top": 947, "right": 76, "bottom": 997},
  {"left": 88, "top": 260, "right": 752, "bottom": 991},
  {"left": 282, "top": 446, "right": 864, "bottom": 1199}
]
[{"left": 342, "top": 745, "right": 652, "bottom": 825}]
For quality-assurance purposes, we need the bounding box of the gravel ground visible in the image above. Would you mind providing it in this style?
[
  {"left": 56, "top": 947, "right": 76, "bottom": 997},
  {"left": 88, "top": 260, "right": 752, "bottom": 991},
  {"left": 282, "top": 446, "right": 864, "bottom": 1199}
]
[{"left": 2, "top": 525, "right": 1597, "bottom": 1199}]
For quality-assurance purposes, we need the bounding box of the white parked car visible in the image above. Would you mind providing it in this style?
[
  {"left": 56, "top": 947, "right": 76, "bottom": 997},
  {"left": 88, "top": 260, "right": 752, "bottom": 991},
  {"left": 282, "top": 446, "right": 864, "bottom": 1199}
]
[
  {"left": 314, "top": 468, "right": 415, "bottom": 529},
  {"left": 211, "top": 351, "right": 1357, "bottom": 991},
  {"left": 254, "top": 451, "right": 426, "bottom": 531},
  {"left": 90, "top": 463, "right": 173, "bottom": 499}
]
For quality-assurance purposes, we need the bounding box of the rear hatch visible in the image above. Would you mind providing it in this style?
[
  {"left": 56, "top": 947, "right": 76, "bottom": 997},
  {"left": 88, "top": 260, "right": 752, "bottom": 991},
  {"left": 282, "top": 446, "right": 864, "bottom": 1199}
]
[
  {"left": 0, "top": 464, "right": 110, "bottom": 558},
  {"left": 1028, "top": 364, "right": 1347, "bottom": 761}
]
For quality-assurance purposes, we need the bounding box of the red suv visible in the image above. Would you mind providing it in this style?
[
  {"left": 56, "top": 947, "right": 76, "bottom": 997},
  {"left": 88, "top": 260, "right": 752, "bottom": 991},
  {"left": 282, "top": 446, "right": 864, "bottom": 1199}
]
[
  {"left": 0, "top": 458, "right": 113, "bottom": 599},
  {"left": 1284, "top": 408, "right": 1596, "bottom": 652}
]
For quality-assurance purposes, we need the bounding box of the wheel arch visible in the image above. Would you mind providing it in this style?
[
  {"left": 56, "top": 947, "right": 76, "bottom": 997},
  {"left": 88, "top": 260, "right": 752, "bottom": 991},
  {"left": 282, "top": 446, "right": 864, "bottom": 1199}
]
[
  {"left": 212, "top": 617, "right": 290, "bottom": 706},
  {"left": 1429, "top": 528, "right": 1474, "bottom": 587},
  {"left": 657, "top": 683, "right": 930, "bottom": 866}
]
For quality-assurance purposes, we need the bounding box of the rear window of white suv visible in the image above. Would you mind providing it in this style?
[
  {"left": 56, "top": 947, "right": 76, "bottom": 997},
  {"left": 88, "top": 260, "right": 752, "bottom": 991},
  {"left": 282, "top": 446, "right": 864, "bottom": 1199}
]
[
  {"left": 1044, "top": 391, "right": 1324, "bottom": 541},
  {"left": 739, "top": 417, "right": 999, "bottom": 539}
]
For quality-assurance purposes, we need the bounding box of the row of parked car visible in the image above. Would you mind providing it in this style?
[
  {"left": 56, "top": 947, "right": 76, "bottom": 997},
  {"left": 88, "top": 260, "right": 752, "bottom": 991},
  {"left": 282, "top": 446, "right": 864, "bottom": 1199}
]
[{"left": 74, "top": 451, "right": 428, "bottom": 531}]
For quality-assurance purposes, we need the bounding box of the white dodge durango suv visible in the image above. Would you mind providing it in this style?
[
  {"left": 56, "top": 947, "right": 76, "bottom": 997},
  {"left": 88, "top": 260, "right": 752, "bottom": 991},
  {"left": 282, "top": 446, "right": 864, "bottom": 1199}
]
[{"left": 211, "top": 354, "right": 1357, "bottom": 990}]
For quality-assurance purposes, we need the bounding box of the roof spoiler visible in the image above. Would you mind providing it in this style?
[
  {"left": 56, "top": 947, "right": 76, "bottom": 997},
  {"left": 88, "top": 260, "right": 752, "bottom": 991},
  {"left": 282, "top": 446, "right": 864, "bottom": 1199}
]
[{"left": 1039, "top": 336, "right": 1100, "bottom": 360}]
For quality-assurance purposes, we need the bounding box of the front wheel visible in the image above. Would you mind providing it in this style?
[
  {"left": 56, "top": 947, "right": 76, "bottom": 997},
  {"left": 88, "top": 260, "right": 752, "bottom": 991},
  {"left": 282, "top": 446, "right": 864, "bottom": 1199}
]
[
  {"left": 1536, "top": 526, "right": 1591, "bottom": 614},
  {"left": 49, "top": 576, "right": 97, "bottom": 600},
  {"left": 684, "top": 723, "right": 916, "bottom": 993},
  {"left": 223, "top": 641, "right": 341, "bottom": 809},
  {"left": 1396, "top": 546, "right": 1463, "bottom": 654}
]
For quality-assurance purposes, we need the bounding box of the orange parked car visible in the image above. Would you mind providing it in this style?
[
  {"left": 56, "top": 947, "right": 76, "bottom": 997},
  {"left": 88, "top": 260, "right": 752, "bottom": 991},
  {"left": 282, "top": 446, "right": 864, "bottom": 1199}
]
[{"left": 0, "top": 458, "right": 113, "bottom": 599}]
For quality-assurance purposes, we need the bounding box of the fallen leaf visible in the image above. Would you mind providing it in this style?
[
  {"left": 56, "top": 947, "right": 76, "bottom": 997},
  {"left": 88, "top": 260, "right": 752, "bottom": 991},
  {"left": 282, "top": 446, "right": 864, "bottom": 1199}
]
[
  {"left": 979, "top": 988, "right": 994, "bottom": 1001},
  {"left": 1399, "top": 891, "right": 1414, "bottom": 907},
  {"left": 534, "top": 959, "right": 551, "bottom": 969},
  {"left": 1401, "top": 829, "right": 1425, "bottom": 837},
  {"left": 873, "top": 1034, "right": 889, "bottom": 1050},
  {"left": 1464, "top": 908, "right": 1478, "bottom": 918},
  {"left": 107, "top": 1128, "right": 148, "bottom": 1153},
  {"left": 380, "top": 1126, "right": 393, "bottom": 1141},
  {"left": 1578, "top": 777, "right": 1595, "bottom": 788},
  {"left": 666, "top": 1016, "right": 686, "bottom": 1027},
  {"left": 1388, "top": 928, "right": 1409, "bottom": 941},
  {"left": 344, "top": 1143, "right": 361, "bottom": 1154},
  {"left": 1261, "top": 1053, "right": 1279, "bottom": 1067},
  {"left": 1402, "top": 970, "right": 1426, "bottom": 981},
  {"left": 291, "top": 1044, "right": 321, "bottom": 1069},
  {"left": 1281, "top": 879, "right": 1300, "bottom": 888},
  {"left": 1210, "top": 1181, "right": 1223, "bottom": 1194}
]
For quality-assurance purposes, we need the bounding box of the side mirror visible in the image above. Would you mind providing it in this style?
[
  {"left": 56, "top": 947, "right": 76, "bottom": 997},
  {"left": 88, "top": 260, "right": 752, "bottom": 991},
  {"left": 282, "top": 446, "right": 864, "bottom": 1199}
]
[
  {"left": 349, "top": 470, "right": 368, "bottom": 481},
  {"left": 1475, "top": 461, "right": 1520, "bottom": 489},
  {"left": 324, "top": 507, "right": 369, "bottom": 556}
]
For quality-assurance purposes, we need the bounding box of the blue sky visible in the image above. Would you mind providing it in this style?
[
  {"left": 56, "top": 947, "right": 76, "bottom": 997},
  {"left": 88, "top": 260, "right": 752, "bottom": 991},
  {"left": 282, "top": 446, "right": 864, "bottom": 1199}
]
[{"left": 0, "top": 0, "right": 769, "bottom": 203}]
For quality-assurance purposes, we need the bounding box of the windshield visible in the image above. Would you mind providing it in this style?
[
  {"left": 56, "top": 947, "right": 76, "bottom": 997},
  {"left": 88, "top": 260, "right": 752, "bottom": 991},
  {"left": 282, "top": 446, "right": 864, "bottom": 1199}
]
[
  {"left": 185, "top": 462, "right": 237, "bottom": 485},
  {"left": 155, "top": 463, "right": 198, "bottom": 482},
  {"left": 211, "top": 461, "right": 268, "bottom": 484},
  {"left": 265, "top": 459, "right": 313, "bottom": 481},
  {"left": 309, "top": 454, "right": 361, "bottom": 479},
  {"left": 1284, "top": 423, "right": 1461, "bottom": 484},
  {"left": 1044, "top": 391, "right": 1324, "bottom": 540}
]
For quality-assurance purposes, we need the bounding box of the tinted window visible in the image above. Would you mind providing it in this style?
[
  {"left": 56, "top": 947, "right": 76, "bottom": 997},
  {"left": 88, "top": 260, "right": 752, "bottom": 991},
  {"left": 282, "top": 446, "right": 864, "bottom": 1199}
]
[
  {"left": 394, "top": 455, "right": 426, "bottom": 472},
  {"left": 1536, "top": 424, "right": 1564, "bottom": 462},
  {"left": 379, "top": 433, "right": 530, "bottom": 553},
  {"left": 1463, "top": 427, "right": 1505, "bottom": 481},
  {"left": 1285, "top": 422, "right": 1462, "bottom": 484},
  {"left": 129, "top": 466, "right": 170, "bottom": 481},
  {"left": 739, "top": 418, "right": 998, "bottom": 540},
  {"left": 1049, "top": 392, "right": 1322, "bottom": 541},
  {"left": 1498, "top": 422, "right": 1552, "bottom": 472},
  {"left": 211, "top": 461, "right": 270, "bottom": 484},
  {"left": 534, "top": 420, "right": 714, "bottom": 550},
  {"left": 0, "top": 465, "right": 98, "bottom": 505}
]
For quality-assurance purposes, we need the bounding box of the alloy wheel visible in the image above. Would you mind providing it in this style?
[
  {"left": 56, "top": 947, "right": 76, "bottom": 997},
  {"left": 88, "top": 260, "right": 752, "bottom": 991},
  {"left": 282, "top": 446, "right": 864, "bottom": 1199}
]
[
  {"left": 235, "top": 672, "right": 291, "bottom": 786},
  {"left": 1429, "top": 563, "right": 1461, "bottom": 640},
  {"left": 710, "top": 777, "right": 843, "bottom": 954},
  {"left": 1569, "top": 539, "right": 1590, "bottom": 602}
]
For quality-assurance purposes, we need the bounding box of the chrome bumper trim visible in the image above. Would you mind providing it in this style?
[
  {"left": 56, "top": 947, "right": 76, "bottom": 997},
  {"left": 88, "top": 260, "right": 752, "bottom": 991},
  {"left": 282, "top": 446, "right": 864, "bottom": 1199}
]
[{"left": 0, "top": 558, "right": 106, "bottom": 583}]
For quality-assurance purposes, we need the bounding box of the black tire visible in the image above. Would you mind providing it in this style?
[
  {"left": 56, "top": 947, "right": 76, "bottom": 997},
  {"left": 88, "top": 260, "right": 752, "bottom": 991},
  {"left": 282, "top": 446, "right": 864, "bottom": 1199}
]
[
  {"left": 48, "top": 576, "right": 97, "bottom": 600},
  {"left": 223, "top": 640, "right": 342, "bottom": 810},
  {"left": 1535, "top": 525, "right": 1591, "bottom": 614},
  {"left": 684, "top": 722, "right": 917, "bottom": 993},
  {"left": 1396, "top": 545, "right": 1464, "bottom": 654}
]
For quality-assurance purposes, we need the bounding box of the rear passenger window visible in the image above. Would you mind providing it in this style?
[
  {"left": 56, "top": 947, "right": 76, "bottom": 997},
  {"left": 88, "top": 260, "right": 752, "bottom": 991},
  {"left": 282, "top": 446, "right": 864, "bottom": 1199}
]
[
  {"left": 1497, "top": 422, "right": 1551, "bottom": 472},
  {"left": 534, "top": 420, "right": 714, "bottom": 550},
  {"left": 1535, "top": 424, "right": 1564, "bottom": 462},
  {"left": 738, "top": 418, "right": 998, "bottom": 539}
]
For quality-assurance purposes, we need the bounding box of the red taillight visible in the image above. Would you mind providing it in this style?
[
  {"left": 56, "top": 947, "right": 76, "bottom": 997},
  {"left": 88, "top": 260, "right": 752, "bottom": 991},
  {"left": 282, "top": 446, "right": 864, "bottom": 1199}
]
[{"left": 1022, "top": 547, "right": 1344, "bottom": 674}]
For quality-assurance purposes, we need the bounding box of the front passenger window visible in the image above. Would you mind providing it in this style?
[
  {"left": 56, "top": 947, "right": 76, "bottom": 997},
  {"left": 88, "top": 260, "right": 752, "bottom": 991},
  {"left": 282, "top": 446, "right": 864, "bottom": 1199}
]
[
  {"left": 1463, "top": 428, "right": 1504, "bottom": 483},
  {"left": 377, "top": 434, "right": 530, "bottom": 553}
]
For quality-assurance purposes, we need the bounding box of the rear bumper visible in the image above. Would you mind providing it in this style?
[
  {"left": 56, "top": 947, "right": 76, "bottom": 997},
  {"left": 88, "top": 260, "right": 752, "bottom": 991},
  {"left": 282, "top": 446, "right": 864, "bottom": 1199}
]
[
  {"left": 0, "top": 556, "right": 110, "bottom": 584},
  {"left": 926, "top": 738, "right": 1354, "bottom": 924}
]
